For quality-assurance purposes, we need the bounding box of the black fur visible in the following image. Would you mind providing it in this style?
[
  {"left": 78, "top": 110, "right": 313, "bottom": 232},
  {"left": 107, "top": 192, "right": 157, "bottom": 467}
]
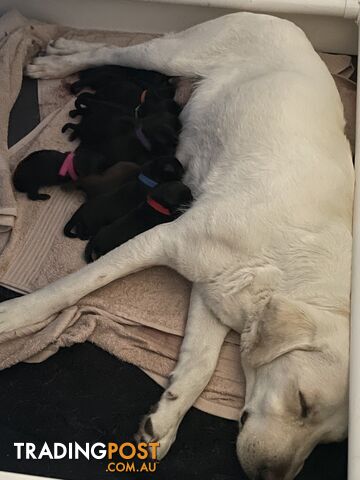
[
  {"left": 85, "top": 180, "right": 193, "bottom": 262},
  {"left": 13, "top": 148, "right": 110, "bottom": 201},
  {"left": 69, "top": 65, "right": 173, "bottom": 95},
  {"left": 62, "top": 109, "right": 180, "bottom": 166},
  {"left": 13, "top": 150, "right": 68, "bottom": 201},
  {"left": 69, "top": 86, "right": 180, "bottom": 119},
  {"left": 72, "top": 161, "right": 140, "bottom": 199},
  {"left": 63, "top": 156, "right": 185, "bottom": 239}
]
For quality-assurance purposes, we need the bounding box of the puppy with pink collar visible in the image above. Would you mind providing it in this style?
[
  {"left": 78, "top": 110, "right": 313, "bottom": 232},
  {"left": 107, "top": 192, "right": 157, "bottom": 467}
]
[{"left": 13, "top": 147, "right": 106, "bottom": 200}]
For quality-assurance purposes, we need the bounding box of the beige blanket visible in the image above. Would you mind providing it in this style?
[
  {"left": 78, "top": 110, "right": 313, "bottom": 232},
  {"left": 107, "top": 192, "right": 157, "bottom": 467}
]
[{"left": 0, "top": 10, "right": 356, "bottom": 421}]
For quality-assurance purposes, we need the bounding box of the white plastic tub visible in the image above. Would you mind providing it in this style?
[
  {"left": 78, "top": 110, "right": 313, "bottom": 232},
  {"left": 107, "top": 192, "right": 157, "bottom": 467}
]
[{"left": 0, "top": 1, "right": 358, "bottom": 479}]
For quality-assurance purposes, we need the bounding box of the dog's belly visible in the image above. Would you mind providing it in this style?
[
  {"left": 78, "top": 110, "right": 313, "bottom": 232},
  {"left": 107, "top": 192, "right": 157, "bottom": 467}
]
[
  {"left": 172, "top": 58, "right": 354, "bottom": 313},
  {"left": 177, "top": 63, "right": 352, "bottom": 204}
]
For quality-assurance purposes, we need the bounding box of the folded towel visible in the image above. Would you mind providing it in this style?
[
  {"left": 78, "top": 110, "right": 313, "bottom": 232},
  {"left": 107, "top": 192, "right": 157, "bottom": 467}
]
[{"left": 0, "top": 10, "right": 355, "bottom": 421}]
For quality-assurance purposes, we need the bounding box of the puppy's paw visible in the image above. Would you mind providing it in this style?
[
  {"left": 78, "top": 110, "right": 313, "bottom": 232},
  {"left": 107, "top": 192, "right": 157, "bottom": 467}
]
[
  {"left": 84, "top": 239, "right": 101, "bottom": 263},
  {"left": 28, "top": 192, "right": 51, "bottom": 201}
]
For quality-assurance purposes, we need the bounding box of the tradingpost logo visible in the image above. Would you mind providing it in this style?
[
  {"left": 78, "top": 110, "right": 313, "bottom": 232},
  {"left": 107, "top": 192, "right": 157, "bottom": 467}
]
[{"left": 14, "top": 441, "right": 160, "bottom": 474}]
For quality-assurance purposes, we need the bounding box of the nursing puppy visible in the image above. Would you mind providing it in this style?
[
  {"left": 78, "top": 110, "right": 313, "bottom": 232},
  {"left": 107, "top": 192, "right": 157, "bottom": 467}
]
[
  {"left": 69, "top": 161, "right": 141, "bottom": 198},
  {"left": 69, "top": 88, "right": 180, "bottom": 119},
  {"left": 85, "top": 180, "right": 193, "bottom": 262},
  {"left": 7, "top": 13, "right": 354, "bottom": 480},
  {"left": 68, "top": 91, "right": 133, "bottom": 120},
  {"left": 64, "top": 156, "right": 184, "bottom": 239},
  {"left": 62, "top": 109, "right": 181, "bottom": 167},
  {"left": 69, "top": 65, "right": 171, "bottom": 94},
  {"left": 13, "top": 148, "right": 105, "bottom": 200}
]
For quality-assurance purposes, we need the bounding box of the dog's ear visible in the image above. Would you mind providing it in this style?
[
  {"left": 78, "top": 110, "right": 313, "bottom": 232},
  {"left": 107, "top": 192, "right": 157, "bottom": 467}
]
[{"left": 241, "top": 297, "right": 320, "bottom": 368}]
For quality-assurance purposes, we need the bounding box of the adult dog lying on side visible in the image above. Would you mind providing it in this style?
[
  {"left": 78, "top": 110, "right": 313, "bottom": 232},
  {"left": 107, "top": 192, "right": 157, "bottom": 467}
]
[{"left": 0, "top": 13, "right": 354, "bottom": 480}]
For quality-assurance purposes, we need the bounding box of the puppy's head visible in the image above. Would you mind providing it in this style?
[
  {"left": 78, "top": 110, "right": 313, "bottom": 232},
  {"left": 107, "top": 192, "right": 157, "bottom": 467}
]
[
  {"left": 141, "top": 113, "right": 180, "bottom": 155},
  {"left": 237, "top": 296, "right": 349, "bottom": 480},
  {"left": 142, "top": 156, "right": 184, "bottom": 183},
  {"left": 150, "top": 181, "right": 193, "bottom": 214},
  {"left": 141, "top": 90, "right": 180, "bottom": 117}
]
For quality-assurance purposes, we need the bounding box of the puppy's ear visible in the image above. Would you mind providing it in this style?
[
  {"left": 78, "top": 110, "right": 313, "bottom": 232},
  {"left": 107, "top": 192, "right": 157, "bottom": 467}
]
[{"left": 241, "top": 296, "right": 319, "bottom": 368}]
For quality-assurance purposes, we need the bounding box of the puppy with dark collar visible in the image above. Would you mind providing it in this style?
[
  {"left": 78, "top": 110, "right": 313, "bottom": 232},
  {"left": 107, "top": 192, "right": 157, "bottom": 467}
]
[
  {"left": 85, "top": 180, "right": 193, "bottom": 262},
  {"left": 69, "top": 65, "right": 172, "bottom": 95},
  {"left": 73, "top": 161, "right": 141, "bottom": 199},
  {"left": 12, "top": 147, "right": 105, "bottom": 200},
  {"left": 62, "top": 109, "right": 180, "bottom": 168},
  {"left": 69, "top": 87, "right": 180, "bottom": 120},
  {"left": 64, "top": 156, "right": 184, "bottom": 239}
]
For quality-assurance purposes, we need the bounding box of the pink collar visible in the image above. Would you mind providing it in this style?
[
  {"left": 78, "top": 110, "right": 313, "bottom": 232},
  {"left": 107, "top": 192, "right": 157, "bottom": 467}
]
[{"left": 59, "top": 152, "right": 78, "bottom": 181}]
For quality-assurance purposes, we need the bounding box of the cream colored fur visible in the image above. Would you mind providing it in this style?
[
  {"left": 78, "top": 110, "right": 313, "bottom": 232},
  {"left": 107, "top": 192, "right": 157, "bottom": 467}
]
[{"left": 0, "top": 12, "right": 354, "bottom": 480}]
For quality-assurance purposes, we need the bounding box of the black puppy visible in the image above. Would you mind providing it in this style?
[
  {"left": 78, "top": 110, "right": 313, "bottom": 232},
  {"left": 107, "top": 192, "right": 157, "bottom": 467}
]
[
  {"left": 62, "top": 109, "right": 180, "bottom": 167},
  {"left": 85, "top": 180, "right": 192, "bottom": 262},
  {"left": 69, "top": 66, "right": 173, "bottom": 95},
  {"left": 13, "top": 147, "right": 105, "bottom": 200},
  {"left": 64, "top": 156, "right": 184, "bottom": 239},
  {"left": 68, "top": 88, "right": 138, "bottom": 118},
  {"left": 74, "top": 161, "right": 140, "bottom": 199},
  {"left": 69, "top": 87, "right": 180, "bottom": 119}
]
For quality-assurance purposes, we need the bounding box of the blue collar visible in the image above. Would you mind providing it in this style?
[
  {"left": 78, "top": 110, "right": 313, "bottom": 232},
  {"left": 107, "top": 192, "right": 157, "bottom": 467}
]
[{"left": 138, "top": 173, "right": 158, "bottom": 188}]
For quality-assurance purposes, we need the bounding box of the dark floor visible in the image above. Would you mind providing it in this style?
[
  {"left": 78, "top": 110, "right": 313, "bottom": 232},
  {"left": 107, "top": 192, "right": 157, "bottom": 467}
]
[{"left": 0, "top": 77, "right": 348, "bottom": 480}]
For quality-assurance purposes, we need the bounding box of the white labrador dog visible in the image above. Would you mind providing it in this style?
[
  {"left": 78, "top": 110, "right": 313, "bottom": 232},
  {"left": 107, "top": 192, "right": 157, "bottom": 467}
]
[{"left": 0, "top": 12, "right": 354, "bottom": 480}]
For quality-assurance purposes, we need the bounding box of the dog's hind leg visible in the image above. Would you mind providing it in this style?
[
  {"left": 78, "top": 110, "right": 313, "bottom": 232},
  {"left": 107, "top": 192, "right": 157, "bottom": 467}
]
[
  {"left": 137, "top": 285, "right": 229, "bottom": 459},
  {"left": 0, "top": 222, "right": 181, "bottom": 334}
]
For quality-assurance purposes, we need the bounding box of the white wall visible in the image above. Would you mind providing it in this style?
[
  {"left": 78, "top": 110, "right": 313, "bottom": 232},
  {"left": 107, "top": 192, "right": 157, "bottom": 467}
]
[{"left": 0, "top": 0, "right": 357, "bottom": 53}]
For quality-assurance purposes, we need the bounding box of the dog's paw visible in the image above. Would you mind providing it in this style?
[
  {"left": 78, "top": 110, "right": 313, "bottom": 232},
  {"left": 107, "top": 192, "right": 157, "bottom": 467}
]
[
  {"left": 26, "top": 55, "right": 77, "bottom": 79},
  {"left": 46, "top": 38, "right": 94, "bottom": 56},
  {"left": 136, "top": 406, "right": 178, "bottom": 460}
]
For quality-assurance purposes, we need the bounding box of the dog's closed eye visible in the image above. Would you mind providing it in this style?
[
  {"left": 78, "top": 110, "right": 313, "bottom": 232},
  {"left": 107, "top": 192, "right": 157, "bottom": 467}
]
[{"left": 299, "top": 391, "right": 310, "bottom": 418}]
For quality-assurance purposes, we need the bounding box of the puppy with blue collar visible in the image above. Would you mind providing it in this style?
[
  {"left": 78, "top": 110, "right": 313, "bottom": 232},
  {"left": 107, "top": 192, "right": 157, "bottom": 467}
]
[
  {"left": 85, "top": 180, "right": 193, "bottom": 263},
  {"left": 64, "top": 156, "right": 184, "bottom": 240}
]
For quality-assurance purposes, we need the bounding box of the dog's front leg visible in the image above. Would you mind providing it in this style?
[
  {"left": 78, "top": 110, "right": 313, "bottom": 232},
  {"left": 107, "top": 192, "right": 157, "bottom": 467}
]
[
  {"left": 26, "top": 35, "right": 194, "bottom": 79},
  {"left": 46, "top": 38, "right": 107, "bottom": 56},
  {"left": 0, "top": 223, "right": 178, "bottom": 334},
  {"left": 137, "top": 285, "right": 229, "bottom": 459},
  {"left": 26, "top": 14, "right": 247, "bottom": 80}
]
